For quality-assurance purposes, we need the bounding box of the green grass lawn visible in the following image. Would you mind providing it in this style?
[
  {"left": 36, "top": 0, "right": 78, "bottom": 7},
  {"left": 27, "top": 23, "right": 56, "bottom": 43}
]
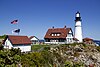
[{"left": 31, "top": 44, "right": 50, "bottom": 51}]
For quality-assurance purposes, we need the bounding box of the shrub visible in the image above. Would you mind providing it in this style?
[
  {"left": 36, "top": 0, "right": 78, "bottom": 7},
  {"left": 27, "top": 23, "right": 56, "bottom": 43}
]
[
  {"left": 0, "top": 44, "right": 3, "bottom": 50},
  {"left": 96, "top": 46, "right": 100, "bottom": 52},
  {"left": 44, "top": 46, "right": 50, "bottom": 51},
  {"left": 64, "top": 61, "right": 72, "bottom": 67},
  {"left": 82, "top": 43, "right": 87, "bottom": 47},
  {"left": 74, "top": 52, "right": 80, "bottom": 57},
  {"left": 0, "top": 48, "right": 21, "bottom": 66},
  {"left": 73, "top": 62, "right": 84, "bottom": 67},
  {"left": 74, "top": 48, "right": 83, "bottom": 52}
]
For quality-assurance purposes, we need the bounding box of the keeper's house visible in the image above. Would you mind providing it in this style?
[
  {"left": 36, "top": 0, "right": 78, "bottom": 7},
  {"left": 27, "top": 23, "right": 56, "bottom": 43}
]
[
  {"left": 3, "top": 35, "right": 32, "bottom": 52},
  {"left": 44, "top": 26, "right": 74, "bottom": 44}
]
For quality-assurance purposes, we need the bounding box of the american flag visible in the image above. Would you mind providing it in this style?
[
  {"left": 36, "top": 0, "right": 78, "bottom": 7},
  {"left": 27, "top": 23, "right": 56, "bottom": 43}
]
[{"left": 11, "top": 20, "right": 18, "bottom": 24}]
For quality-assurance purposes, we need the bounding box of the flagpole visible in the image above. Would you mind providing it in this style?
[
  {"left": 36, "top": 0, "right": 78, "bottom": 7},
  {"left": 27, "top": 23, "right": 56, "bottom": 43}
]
[
  {"left": 16, "top": 19, "right": 19, "bottom": 35},
  {"left": 17, "top": 31, "right": 18, "bottom": 35}
]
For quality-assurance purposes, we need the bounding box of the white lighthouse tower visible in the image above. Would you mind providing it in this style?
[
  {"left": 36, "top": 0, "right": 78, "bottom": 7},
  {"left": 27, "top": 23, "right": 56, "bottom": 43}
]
[{"left": 74, "top": 11, "right": 83, "bottom": 42}]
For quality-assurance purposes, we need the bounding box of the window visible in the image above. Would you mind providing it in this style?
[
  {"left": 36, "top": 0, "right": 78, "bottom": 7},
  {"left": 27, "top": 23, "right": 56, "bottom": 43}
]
[
  {"left": 67, "top": 33, "right": 72, "bottom": 37},
  {"left": 52, "top": 34, "right": 54, "bottom": 36},
  {"left": 57, "top": 34, "right": 60, "bottom": 36},
  {"left": 51, "top": 33, "right": 60, "bottom": 36}
]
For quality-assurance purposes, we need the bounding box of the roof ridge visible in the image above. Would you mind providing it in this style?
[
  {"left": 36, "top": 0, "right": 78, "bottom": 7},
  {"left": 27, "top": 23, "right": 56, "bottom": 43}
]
[
  {"left": 49, "top": 27, "right": 71, "bottom": 29},
  {"left": 7, "top": 35, "right": 27, "bottom": 37}
]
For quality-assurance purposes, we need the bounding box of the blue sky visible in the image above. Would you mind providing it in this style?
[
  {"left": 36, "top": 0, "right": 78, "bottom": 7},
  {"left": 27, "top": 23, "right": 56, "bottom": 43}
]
[{"left": 0, "top": 0, "right": 100, "bottom": 40}]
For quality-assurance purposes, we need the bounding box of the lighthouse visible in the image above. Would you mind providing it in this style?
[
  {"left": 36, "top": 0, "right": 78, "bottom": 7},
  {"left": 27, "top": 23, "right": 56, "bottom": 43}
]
[{"left": 74, "top": 11, "right": 83, "bottom": 42}]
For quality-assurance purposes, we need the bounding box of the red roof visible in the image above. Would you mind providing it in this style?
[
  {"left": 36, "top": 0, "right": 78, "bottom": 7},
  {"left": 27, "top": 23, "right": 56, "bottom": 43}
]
[
  {"left": 83, "top": 38, "right": 93, "bottom": 41},
  {"left": 44, "top": 27, "right": 72, "bottom": 39},
  {"left": 5, "top": 35, "right": 32, "bottom": 45},
  {"left": 29, "top": 36, "right": 39, "bottom": 40},
  {"left": 29, "top": 36, "right": 34, "bottom": 39},
  {"left": 73, "top": 38, "right": 79, "bottom": 41}
]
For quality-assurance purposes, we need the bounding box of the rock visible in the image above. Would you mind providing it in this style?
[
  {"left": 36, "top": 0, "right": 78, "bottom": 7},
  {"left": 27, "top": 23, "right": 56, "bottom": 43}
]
[
  {"left": 89, "top": 64, "right": 95, "bottom": 67},
  {"left": 74, "top": 48, "right": 83, "bottom": 52},
  {"left": 66, "top": 51, "right": 72, "bottom": 55},
  {"left": 49, "top": 44, "right": 100, "bottom": 66},
  {"left": 74, "top": 45, "right": 80, "bottom": 49},
  {"left": 74, "top": 57, "right": 78, "bottom": 61}
]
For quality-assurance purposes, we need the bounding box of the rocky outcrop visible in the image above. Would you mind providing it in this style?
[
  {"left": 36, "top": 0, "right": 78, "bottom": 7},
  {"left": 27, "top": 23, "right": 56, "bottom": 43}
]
[{"left": 49, "top": 43, "right": 100, "bottom": 67}]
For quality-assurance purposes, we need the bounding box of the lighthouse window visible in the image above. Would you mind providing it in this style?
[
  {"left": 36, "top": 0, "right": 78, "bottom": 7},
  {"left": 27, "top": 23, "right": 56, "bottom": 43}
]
[{"left": 70, "top": 38, "right": 72, "bottom": 42}]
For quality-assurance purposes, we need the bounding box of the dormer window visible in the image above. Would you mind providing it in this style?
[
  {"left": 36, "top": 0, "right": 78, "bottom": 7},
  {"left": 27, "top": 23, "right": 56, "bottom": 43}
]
[
  {"left": 57, "top": 34, "right": 60, "bottom": 36},
  {"left": 52, "top": 34, "right": 54, "bottom": 36},
  {"left": 51, "top": 33, "right": 61, "bottom": 36}
]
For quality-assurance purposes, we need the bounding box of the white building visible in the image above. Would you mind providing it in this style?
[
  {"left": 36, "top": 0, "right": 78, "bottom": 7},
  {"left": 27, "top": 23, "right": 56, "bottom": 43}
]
[
  {"left": 44, "top": 26, "right": 74, "bottom": 44},
  {"left": 29, "top": 36, "right": 39, "bottom": 44},
  {"left": 3, "top": 35, "right": 32, "bottom": 52},
  {"left": 74, "top": 11, "right": 83, "bottom": 42}
]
